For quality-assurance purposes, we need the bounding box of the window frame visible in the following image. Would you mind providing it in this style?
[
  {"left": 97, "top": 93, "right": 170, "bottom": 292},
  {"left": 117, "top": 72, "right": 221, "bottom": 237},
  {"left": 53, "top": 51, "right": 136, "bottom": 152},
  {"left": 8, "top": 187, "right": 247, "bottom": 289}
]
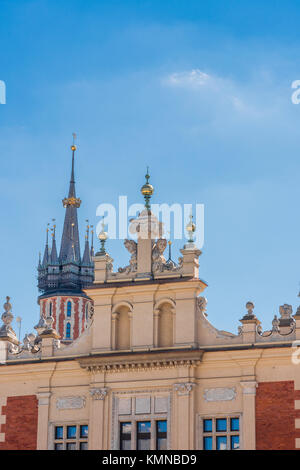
[
  {"left": 199, "top": 414, "right": 242, "bottom": 450},
  {"left": 51, "top": 422, "right": 88, "bottom": 450},
  {"left": 118, "top": 417, "right": 168, "bottom": 451}
]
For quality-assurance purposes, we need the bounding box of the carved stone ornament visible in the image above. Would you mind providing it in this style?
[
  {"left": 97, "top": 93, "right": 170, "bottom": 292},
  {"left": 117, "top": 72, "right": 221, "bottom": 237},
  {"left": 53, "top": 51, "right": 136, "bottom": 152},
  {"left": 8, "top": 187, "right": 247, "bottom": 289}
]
[
  {"left": 173, "top": 382, "right": 195, "bottom": 396},
  {"left": 152, "top": 238, "right": 167, "bottom": 272},
  {"left": 89, "top": 387, "right": 109, "bottom": 400},
  {"left": 204, "top": 387, "right": 236, "bottom": 402},
  {"left": 118, "top": 239, "right": 137, "bottom": 273},
  {"left": 56, "top": 396, "right": 86, "bottom": 410},
  {"left": 279, "top": 304, "right": 292, "bottom": 318},
  {"left": 197, "top": 296, "right": 208, "bottom": 316}
]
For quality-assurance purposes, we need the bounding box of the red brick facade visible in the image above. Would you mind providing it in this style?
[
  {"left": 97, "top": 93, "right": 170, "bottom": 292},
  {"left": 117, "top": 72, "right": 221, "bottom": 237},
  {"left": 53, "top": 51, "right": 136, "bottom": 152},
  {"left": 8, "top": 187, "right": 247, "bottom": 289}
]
[
  {"left": 0, "top": 395, "right": 38, "bottom": 450},
  {"left": 256, "top": 381, "right": 296, "bottom": 450},
  {"left": 40, "top": 296, "right": 92, "bottom": 341}
]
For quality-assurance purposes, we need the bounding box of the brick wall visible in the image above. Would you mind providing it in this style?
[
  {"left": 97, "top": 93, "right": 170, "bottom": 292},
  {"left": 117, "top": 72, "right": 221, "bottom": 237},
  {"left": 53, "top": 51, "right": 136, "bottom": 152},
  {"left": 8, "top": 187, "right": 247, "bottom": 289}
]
[
  {"left": 256, "top": 381, "right": 295, "bottom": 450},
  {"left": 0, "top": 395, "right": 38, "bottom": 450}
]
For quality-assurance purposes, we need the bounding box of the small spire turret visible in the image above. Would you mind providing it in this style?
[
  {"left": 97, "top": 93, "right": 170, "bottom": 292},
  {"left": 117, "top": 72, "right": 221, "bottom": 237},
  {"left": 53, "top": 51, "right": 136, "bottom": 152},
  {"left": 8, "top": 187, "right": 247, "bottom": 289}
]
[{"left": 82, "top": 220, "right": 92, "bottom": 266}]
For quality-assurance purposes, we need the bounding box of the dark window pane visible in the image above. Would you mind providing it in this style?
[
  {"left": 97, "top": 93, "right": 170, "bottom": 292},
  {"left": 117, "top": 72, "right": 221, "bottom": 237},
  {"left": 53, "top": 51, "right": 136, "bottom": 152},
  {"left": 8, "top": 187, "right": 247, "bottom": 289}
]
[
  {"left": 66, "top": 442, "right": 76, "bottom": 450},
  {"left": 230, "top": 418, "right": 239, "bottom": 432},
  {"left": 67, "top": 425, "right": 77, "bottom": 439},
  {"left": 216, "top": 419, "right": 227, "bottom": 432},
  {"left": 55, "top": 426, "right": 63, "bottom": 439},
  {"left": 67, "top": 301, "right": 72, "bottom": 317},
  {"left": 120, "top": 422, "right": 131, "bottom": 451},
  {"left": 231, "top": 435, "right": 240, "bottom": 450},
  {"left": 137, "top": 421, "right": 151, "bottom": 450},
  {"left": 80, "top": 442, "right": 88, "bottom": 450},
  {"left": 216, "top": 436, "right": 227, "bottom": 450},
  {"left": 55, "top": 443, "right": 63, "bottom": 450},
  {"left": 203, "top": 419, "right": 212, "bottom": 433},
  {"left": 203, "top": 436, "right": 213, "bottom": 450},
  {"left": 66, "top": 322, "right": 71, "bottom": 339},
  {"left": 80, "top": 425, "right": 88, "bottom": 438},
  {"left": 156, "top": 420, "right": 167, "bottom": 450}
]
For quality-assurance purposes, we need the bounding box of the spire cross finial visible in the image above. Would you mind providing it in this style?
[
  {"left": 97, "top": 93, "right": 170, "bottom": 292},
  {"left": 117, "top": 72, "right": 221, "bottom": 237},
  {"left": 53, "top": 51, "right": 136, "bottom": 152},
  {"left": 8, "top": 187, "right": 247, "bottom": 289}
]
[
  {"left": 46, "top": 223, "right": 50, "bottom": 244},
  {"left": 71, "top": 133, "right": 77, "bottom": 151},
  {"left": 51, "top": 218, "right": 56, "bottom": 239},
  {"left": 90, "top": 225, "right": 94, "bottom": 254},
  {"left": 85, "top": 219, "right": 90, "bottom": 240}
]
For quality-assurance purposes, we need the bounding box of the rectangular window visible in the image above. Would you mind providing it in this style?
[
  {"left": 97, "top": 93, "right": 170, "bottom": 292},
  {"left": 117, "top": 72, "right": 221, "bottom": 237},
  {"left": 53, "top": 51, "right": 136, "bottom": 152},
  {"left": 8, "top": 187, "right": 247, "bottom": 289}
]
[
  {"left": 53, "top": 424, "right": 88, "bottom": 450},
  {"left": 120, "top": 422, "right": 132, "bottom": 450},
  {"left": 137, "top": 421, "right": 151, "bottom": 450},
  {"left": 156, "top": 420, "right": 167, "bottom": 450},
  {"left": 119, "top": 420, "right": 168, "bottom": 450},
  {"left": 202, "top": 416, "right": 240, "bottom": 450}
]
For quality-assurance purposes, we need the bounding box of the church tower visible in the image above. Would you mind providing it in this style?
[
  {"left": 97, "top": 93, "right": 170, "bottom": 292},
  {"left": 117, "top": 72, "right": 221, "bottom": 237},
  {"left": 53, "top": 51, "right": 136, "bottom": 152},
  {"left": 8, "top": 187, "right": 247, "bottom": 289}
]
[{"left": 37, "top": 137, "right": 94, "bottom": 342}]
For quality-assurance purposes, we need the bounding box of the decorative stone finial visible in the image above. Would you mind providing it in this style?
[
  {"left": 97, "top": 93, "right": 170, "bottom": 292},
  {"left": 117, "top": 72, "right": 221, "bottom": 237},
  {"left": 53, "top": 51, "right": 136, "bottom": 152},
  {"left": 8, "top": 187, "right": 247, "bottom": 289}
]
[
  {"left": 34, "top": 315, "right": 47, "bottom": 335},
  {"left": 246, "top": 301, "right": 255, "bottom": 316},
  {"left": 240, "top": 301, "right": 259, "bottom": 324},
  {"left": 272, "top": 315, "right": 280, "bottom": 332},
  {"left": 0, "top": 296, "right": 18, "bottom": 344}
]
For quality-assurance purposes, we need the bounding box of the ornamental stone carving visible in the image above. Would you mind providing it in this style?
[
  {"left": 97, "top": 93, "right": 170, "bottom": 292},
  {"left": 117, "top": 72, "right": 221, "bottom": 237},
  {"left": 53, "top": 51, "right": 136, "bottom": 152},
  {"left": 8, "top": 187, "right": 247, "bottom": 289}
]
[
  {"left": 90, "top": 387, "right": 109, "bottom": 400},
  {"left": 118, "top": 240, "right": 137, "bottom": 273},
  {"left": 56, "top": 396, "right": 86, "bottom": 410},
  {"left": 173, "top": 382, "right": 195, "bottom": 396},
  {"left": 152, "top": 238, "right": 167, "bottom": 272},
  {"left": 240, "top": 381, "right": 257, "bottom": 395},
  {"left": 197, "top": 296, "right": 208, "bottom": 316},
  {"left": 204, "top": 387, "right": 236, "bottom": 402}
]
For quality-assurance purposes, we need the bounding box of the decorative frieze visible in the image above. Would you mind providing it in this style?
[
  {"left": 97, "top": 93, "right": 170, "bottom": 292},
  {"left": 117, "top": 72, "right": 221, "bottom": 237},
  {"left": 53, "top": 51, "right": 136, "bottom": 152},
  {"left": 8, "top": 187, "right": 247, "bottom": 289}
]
[
  {"left": 81, "top": 358, "right": 202, "bottom": 374},
  {"left": 90, "top": 387, "right": 109, "bottom": 400},
  {"left": 56, "top": 396, "right": 86, "bottom": 410},
  {"left": 204, "top": 387, "right": 236, "bottom": 402}
]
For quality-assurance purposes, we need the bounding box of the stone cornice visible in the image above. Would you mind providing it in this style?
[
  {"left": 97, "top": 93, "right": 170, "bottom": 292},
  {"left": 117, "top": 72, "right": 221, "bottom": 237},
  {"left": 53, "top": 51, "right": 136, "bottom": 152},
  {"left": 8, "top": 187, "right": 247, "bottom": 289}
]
[{"left": 78, "top": 350, "right": 203, "bottom": 373}]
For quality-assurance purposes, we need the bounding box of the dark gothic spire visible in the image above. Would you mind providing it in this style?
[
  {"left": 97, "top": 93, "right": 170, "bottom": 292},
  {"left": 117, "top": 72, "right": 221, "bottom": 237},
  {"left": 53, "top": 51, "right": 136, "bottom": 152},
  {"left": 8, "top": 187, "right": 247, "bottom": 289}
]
[
  {"left": 82, "top": 221, "right": 92, "bottom": 266},
  {"left": 50, "top": 220, "right": 58, "bottom": 264},
  {"left": 59, "top": 134, "right": 82, "bottom": 264}
]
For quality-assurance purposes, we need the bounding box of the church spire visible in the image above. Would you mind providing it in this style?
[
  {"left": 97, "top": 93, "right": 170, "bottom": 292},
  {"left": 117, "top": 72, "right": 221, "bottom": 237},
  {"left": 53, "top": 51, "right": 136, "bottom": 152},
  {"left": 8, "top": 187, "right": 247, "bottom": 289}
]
[
  {"left": 82, "top": 220, "right": 92, "bottom": 266},
  {"left": 50, "top": 219, "right": 58, "bottom": 264},
  {"left": 59, "top": 135, "right": 82, "bottom": 264}
]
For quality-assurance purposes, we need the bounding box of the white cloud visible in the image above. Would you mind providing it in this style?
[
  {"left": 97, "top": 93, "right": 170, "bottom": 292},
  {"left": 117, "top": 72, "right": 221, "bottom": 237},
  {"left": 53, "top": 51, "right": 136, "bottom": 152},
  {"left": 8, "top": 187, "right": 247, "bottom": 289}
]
[{"left": 165, "top": 69, "right": 211, "bottom": 88}]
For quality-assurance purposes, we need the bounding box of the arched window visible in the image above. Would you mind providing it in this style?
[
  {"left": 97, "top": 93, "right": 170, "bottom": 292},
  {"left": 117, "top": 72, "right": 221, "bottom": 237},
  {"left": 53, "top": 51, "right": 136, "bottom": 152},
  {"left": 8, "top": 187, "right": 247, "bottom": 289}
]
[
  {"left": 49, "top": 302, "right": 52, "bottom": 317},
  {"left": 66, "top": 322, "right": 71, "bottom": 339},
  {"left": 67, "top": 301, "right": 72, "bottom": 317}
]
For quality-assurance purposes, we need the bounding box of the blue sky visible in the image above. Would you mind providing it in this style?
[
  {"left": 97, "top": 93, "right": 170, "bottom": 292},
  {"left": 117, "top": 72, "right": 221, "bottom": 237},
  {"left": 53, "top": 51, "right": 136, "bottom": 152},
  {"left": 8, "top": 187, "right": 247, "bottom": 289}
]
[{"left": 1, "top": 0, "right": 300, "bottom": 337}]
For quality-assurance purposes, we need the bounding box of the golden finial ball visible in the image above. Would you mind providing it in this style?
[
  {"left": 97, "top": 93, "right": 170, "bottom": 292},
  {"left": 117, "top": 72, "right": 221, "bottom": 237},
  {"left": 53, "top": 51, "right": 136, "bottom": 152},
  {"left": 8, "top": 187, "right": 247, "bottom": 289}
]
[
  {"left": 141, "top": 183, "right": 154, "bottom": 196},
  {"left": 71, "top": 145, "right": 77, "bottom": 151}
]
